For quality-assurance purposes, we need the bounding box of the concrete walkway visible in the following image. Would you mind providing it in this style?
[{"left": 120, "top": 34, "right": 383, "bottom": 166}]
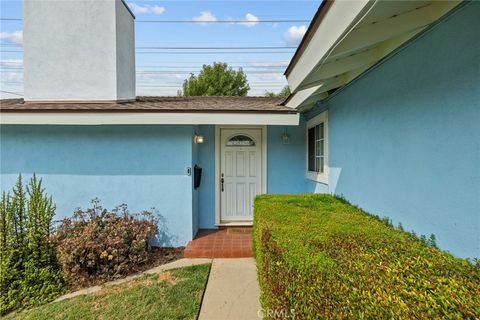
[
  {"left": 199, "top": 258, "right": 261, "bottom": 320},
  {"left": 54, "top": 257, "right": 263, "bottom": 320},
  {"left": 54, "top": 258, "right": 212, "bottom": 302}
]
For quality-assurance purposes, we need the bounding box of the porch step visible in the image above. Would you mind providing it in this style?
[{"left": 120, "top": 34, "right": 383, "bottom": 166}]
[
  {"left": 221, "top": 226, "right": 252, "bottom": 234},
  {"left": 184, "top": 228, "right": 253, "bottom": 258}
]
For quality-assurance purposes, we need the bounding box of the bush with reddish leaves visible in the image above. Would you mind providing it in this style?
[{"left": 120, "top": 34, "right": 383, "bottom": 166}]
[{"left": 52, "top": 199, "right": 158, "bottom": 286}]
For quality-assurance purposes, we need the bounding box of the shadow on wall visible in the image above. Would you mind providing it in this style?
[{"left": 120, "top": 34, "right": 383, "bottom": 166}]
[
  {"left": 153, "top": 211, "right": 179, "bottom": 247},
  {"left": 305, "top": 167, "right": 343, "bottom": 194}
]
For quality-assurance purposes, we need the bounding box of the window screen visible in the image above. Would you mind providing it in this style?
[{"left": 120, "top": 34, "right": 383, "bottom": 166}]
[{"left": 308, "top": 123, "right": 325, "bottom": 173}]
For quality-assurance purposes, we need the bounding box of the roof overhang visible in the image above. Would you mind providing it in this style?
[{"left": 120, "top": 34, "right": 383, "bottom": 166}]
[
  {"left": 285, "top": 0, "right": 462, "bottom": 111},
  {"left": 0, "top": 112, "right": 299, "bottom": 126}
]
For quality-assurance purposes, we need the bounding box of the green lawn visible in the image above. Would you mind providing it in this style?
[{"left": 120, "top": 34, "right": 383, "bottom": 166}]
[{"left": 4, "top": 264, "right": 210, "bottom": 320}]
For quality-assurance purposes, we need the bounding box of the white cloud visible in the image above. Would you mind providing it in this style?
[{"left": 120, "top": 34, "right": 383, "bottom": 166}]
[
  {"left": 1, "top": 71, "right": 23, "bottom": 83},
  {"left": 283, "top": 25, "right": 307, "bottom": 45},
  {"left": 127, "top": 2, "right": 166, "bottom": 15},
  {"left": 192, "top": 11, "right": 217, "bottom": 24},
  {"left": 136, "top": 72, "right": 183, "bottom": 81},
  {"left": 240, "top": 13, "right": 259, "bottom": 27},
  {"left": 0, "top": 30, "right": 23, "bottom": 44},
  {"left": 248, "top": 61, "right": 289, "bottom": 67},
  {"left": 257, "top": 73, "right": 285, "bottom": 81},
  {"left": 149, "top": 6, "right": 166, "bottom": 15},
  {"left": 136, "top": 73, "right": 184, "bottom": 96}
]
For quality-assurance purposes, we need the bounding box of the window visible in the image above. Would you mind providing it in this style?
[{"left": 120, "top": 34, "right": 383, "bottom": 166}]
[
  {"left": 226, "top": 134, "right": 255, "bottom": 146},
  {"left": 306, "top": 111, "right": 328, "bottom": 183}
]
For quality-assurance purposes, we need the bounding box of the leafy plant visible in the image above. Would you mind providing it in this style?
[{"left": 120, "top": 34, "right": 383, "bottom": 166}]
[
  {"left": 52, "top": 199, "right": 158, "bottom": 287},
  {"left": 253, "top": 194, "right": 480, "bottom": 319},
  {"left": 182, "top": 62, "right": 250, "bottom": 96},
  {"left": 0, "top": 174, "right": 64, "bottom": 315}
]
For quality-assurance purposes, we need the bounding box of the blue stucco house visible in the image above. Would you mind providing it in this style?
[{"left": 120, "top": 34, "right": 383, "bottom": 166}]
[{"left": 1, "top": 0, "right": 478, "bottom": 258}]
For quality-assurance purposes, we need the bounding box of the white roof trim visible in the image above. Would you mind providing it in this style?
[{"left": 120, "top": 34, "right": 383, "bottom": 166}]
[
  {"left": 0, "top": 112, "right": 299, "bottom": 126},
  {"left": 286, "top": 0, "right": 462, "bottom": 110},
  {"left": 284, "top": 85, "right": 322, "bottom": 109},
  {"left": 287, "top": 0, "right": 372, "bottom": 93}
]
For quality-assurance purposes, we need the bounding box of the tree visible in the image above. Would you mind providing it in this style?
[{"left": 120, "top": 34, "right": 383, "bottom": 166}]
[
  {"left": 182, "top": 62, "right": 250, "bottom": 96},
  {"left": 264, "top": 85, "right": 291, "bottom": 97}
]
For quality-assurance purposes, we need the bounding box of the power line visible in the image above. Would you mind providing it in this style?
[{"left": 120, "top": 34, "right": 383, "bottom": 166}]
[
  {"left": 1, "top": 66, "right": 286, "bottom": 70},
  {"left": 137, "top": 71, "right": 283, "bottom": 74},
  {"left": 1, "top": 60, "right": 288, "bottom": 64},
  {"left": 1, "top": 70, "right": 285, "bottom": 74},
  {"left": 1, "top": 70, "right": 285, "bottom": 73},
  {"left": 1, "top": 80, "right": 286, "bottom": 85},
  {"left": 136, "top": 19, "right": 310, "bottom": 23},
  {"left": 0, "top": 90, "right": 23, "bottom": 96},
  {"left": 137, "top": 83, "right": 287, "bottom": 86},
  {"left": 140, "top": 60, "right": 289, "bottom": 64},
  {"left": 136, "top": 51, "right": 294, "bottom": 54},
  {"left": 137, "top": 85, "right": 286, "bottom": 88},
  {"left": 137, "top": 65, "right": 285, "bottom": 69},
  {"left": 136, "top": 46, "right": 296, "bottom": 50},
  {"left": 1, "top": 50, "right": 294, "bottom": 54},
  {"left": 0, "top": 18, "right": 310, "bottom": 23},
  {"left": 0, "top": 44, "right": 295, "bottom": 50}
]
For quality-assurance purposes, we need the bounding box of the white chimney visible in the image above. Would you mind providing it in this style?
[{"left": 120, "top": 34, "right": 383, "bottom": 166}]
[{"left": 23, "top": 0, "right": 136, "bottom": 102}]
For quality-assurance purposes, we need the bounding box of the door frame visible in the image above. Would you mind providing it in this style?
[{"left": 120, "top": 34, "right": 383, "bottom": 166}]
[{"left": 215, "top": 125, "right": 267, "bottom": 226}]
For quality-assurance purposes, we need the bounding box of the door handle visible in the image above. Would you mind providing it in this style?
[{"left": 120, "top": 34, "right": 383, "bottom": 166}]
[{"left": 221, "top": 173, "right": 224, "bottom": 192}]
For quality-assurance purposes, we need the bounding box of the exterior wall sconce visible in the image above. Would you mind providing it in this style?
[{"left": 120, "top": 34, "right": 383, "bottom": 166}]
[
  {"left": 282, "top": 128, "right": 290, "bottom": 145},
  {"left": 194, "top": 133, "right": 204, "bottom": 144}
]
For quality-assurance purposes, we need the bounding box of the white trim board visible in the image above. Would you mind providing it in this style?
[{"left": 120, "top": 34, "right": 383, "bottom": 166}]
[
  {"left": 286, "top": 1, "right": 461, "bottom": 110},
  {"left": 0, "top": 112, "right": 299, "bottom": 126},
  {"left": 287, "top": 0, "right": 372, "bottom": 92},
  {"left": 214, "top": 125, "right": 267, "bottom": 226},
  {"left": 306, "top": 111, "right": 329, "bottom": 184}
]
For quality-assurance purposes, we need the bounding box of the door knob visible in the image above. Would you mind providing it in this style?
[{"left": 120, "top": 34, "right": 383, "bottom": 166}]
[{"left": 221, "top": 173, "right": 224, "bottom": 192}]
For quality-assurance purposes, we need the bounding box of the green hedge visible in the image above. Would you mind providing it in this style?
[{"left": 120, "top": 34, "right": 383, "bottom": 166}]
[{"left": 253, "top": 194, "right": 479, "bottom": 319}]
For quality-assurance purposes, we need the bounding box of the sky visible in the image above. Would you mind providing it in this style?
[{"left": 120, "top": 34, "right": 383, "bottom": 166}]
[{"left": 0, "top": 0, "right": 320, "bottom": 98}]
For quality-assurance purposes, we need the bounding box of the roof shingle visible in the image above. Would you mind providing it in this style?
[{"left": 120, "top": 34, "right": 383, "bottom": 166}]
[{"left": 0, "top": 96, "right": 295, "bottom": 113}]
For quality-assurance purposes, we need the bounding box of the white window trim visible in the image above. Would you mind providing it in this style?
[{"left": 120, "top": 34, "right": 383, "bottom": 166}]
[{"left": 306, "top": 110, "right": 328, "bottom": 184}]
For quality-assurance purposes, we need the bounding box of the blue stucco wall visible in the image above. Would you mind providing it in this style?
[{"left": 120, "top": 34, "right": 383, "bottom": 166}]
[
  {"left": 197, "top": 125, "right": 216, "bottom": 229},
  {"left": 306, "top": 2, "right": 480, "bottom": 258},
  {"left": 267, "top": 123, "right": 310, "bottom": 194},
  {"left": 191, "top": 125, "right": 200, "bottom": 238},
  {"left": 0, "top": 125, "right": 195, "bottom": 247}
]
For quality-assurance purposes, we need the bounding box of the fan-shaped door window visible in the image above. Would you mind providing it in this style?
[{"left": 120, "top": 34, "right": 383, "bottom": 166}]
[{"left": 226, "top": 134, "right": 256, "bottom": 146}]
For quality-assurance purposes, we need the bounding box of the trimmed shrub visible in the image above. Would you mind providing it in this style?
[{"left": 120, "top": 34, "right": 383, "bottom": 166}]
[
  {"left": 253, "top": 194, "right": 480, "bottom": 319},
  {"left": 0, "top": 174, "right": 64, "bottom": 315},
  {"left": 52, "top": 199, "right": 158, "bottom": 286}
]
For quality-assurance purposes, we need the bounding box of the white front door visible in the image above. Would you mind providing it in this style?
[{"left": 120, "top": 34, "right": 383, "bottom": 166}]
[{"left": 220, "top": 128, "right": 263, "bottom": 223}]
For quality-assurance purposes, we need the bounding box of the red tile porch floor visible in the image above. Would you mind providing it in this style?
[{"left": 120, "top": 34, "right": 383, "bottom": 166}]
[{"left": 184, "top": 228, "right": 253, "bottom": 258}]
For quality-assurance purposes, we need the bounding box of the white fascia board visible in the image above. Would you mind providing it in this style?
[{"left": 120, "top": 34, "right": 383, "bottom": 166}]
[
  {"left": 286, "top": 0, "right": 372, "bottom": 93},
  {"left": 285, "top": 85, "right": 323, "bottom": 109},
  {"left": 0, "top": 112, "right": 299, "bottom": 126}
]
